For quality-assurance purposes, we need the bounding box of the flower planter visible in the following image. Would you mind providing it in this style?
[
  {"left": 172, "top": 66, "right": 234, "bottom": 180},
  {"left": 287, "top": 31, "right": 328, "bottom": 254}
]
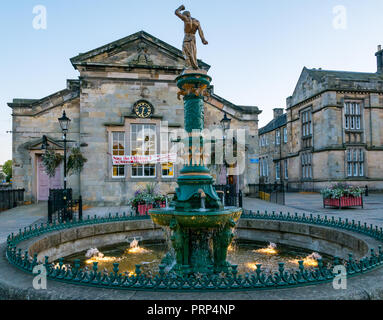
[
  {"left": 136, "top": 201, "right": 166, "bottom": 216},
  {"left": 323, "top": 196, "right": 363, "bottom": 209}
]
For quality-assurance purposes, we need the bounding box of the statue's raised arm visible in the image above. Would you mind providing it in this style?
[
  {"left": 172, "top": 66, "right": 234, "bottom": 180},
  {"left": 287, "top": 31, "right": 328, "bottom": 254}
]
[{"left": 175, "top": 5, "right": 187, "bottom": 21}]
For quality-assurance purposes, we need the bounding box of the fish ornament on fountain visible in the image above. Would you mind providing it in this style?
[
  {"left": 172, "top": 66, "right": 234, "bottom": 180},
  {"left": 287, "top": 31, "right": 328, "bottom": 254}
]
[{"left": 149, "top": 5, "right": 242, "bottom": 274}]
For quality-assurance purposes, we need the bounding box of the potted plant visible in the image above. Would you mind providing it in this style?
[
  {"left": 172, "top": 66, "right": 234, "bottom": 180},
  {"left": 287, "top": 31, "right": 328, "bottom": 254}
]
[
  {"left": 128, "top": 183, "right": 166, "bottom": 215},
  {"left": 321, "top": 183, "right": 363, "bottom": 209}
]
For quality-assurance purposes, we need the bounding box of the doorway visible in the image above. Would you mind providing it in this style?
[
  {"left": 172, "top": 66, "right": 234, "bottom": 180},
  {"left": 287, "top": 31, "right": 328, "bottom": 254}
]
[{"left": 37, "top": 155, "right": 62, "bottom": 201}]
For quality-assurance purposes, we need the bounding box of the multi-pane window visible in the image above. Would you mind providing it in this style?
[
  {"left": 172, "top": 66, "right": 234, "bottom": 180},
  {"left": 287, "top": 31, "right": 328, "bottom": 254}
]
[
  {"left": 283, "top": 127, "right": 288, "bottom": 143},
  {"left": 301, "top": 152, "right": 312, "bottom": 179},
  {"left": 260, "top": 157, "right": 269, "bottom": 178},
  {"left": 284, "top": 159, "right": 288, "bottom": 179},
  {"left": 131, "top": 124, "right": 156, "bottom": 177},
  {"left": 259, "top": 135, "right": 268, "bottom": 147},
  {"left": 275, "top": 162, "right": 280, "bottom": 180},
  {"left": 112, "top": 132, "right": 125, "bottom": 178},
  {"left": 346, "top": 148, "right": 364, "bottom": 177},
  {"left": 345, "top": 102, "right": 361, "bottom": 130},
  {"left": 275, "top": 130, "right": 281, "bottom": 145},
  {"left": 344, "top": 102, "right": 363, "bottom": 144},
  {"left": 301, "top": 109, "right": 312, "bottom": 148}
]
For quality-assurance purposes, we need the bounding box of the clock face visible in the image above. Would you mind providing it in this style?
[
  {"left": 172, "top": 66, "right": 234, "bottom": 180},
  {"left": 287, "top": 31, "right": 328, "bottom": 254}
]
[{"left": 134, "top": 101, "right": 153, "bottom": 118}]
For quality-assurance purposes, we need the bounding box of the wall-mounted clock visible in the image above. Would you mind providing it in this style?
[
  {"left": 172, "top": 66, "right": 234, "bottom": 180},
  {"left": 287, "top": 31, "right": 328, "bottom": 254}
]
[{"left": 133, "top": 101, "right": 154, "bottom": 118}]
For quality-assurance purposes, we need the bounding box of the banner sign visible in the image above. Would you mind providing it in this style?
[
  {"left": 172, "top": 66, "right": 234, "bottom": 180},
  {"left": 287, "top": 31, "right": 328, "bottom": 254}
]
[{"left": 112, "top": 153, "right": 177, "bottom": 165}]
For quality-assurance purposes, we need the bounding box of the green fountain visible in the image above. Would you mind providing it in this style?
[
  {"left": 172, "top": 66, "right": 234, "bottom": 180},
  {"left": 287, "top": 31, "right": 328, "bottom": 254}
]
[{"left": 149, "top": 5, "right": 242, "bottom": 274}]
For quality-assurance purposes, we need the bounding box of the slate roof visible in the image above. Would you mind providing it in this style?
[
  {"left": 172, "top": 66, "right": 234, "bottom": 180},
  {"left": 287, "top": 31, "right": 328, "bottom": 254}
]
[
  {"left": 305, "top": 67, "right": 383, "bottom": 82},
  {"left": 259, "top": 113, "right": 287, "bottom": 135},
  {"left": 211, "top": 93, "right": 261, "bottom": 115}
]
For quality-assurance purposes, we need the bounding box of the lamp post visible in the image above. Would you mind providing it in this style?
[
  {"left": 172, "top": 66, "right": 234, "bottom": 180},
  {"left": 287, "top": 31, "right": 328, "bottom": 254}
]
[
  {"left": 220, "top": 113, "right": 231, "bottom": 133},
  {"left": 58, "top": 111, "right": 71, "bottom": 190}
]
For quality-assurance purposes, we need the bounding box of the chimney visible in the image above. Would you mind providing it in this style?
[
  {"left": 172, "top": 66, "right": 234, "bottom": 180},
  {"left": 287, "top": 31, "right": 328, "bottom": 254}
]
[
  {"left": 376, "top": 45, "right": 383, "bottom": 73},
  {"left": 273, "top": 108, "right": 284, "bottom": 119}
]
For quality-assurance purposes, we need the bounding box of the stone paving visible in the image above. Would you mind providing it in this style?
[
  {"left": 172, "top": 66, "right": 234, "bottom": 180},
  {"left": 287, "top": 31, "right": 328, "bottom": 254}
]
[{"left": 243, "top": 192, "right": 383, "bottom": 228}]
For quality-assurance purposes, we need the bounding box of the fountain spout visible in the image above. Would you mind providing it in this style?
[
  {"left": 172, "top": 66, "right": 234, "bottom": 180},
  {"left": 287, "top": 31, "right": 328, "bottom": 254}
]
[
  {"left": 166, "top": 192, "right": 176, "bottom": 209},
  {"left": 216, "top": 190, "right": 225, "bottom": 207},
  {"left": 198, "top": 189, "right": 206, "bottom": 209}
]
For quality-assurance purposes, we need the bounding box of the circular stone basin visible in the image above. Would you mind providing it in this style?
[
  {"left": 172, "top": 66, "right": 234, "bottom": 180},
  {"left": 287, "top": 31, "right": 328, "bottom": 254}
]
[
  {"left": 149, "top": 207, "right": 242, "bottom": 228},
  {"left": 4, "top": 213, "right": 383, "bottom": 299},
  {"left": 59, "top": 240, "right": 332, "bottom": 275}
]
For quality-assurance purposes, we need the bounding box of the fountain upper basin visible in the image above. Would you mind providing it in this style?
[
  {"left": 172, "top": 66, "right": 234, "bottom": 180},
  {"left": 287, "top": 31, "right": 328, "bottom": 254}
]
[{"left": 149, "top": 207, "right": 242, "bottom": 228}]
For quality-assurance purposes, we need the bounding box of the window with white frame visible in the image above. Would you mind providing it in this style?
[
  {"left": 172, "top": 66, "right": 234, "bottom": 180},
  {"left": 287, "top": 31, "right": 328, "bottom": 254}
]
[
  {"left": 301, "top": 152, "right": 312, "bottom": 179},
  {"left": 283, "top": 127, "right": 288, "bottom": 143},
  {"left": 275, "top": 130, "right": 281, "bottom": 145},
  {"left": 284, "top": 159, "right": 288, "bottom": 179},
  {"left": 275, "top": 162, "right": 280, "bottom": 180},
  {"left": 345, "top": 102, "right": 361, "bottom": 130},
  {"left": 346, "top": 148, "right": 364, "bottom": 177},
  {"left": 131, "top": 124, "right": 156, "bottom": 177},
  {"left": 112, "top": 132, "right": 125, "bottom": 178}
]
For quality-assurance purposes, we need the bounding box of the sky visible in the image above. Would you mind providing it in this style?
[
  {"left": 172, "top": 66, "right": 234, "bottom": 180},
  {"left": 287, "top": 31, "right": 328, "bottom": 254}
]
[{"left": 1, "top": 0, "right": 383, "bottom": 164}]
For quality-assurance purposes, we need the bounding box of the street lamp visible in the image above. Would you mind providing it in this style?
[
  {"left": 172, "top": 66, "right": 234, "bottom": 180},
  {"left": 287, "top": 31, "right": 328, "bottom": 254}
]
[
  {"left": 58, "top": 111, "right": 71, "bottom": 189},
  {"left": 220, "top": 113, "right": 231, "bottom": 132}
]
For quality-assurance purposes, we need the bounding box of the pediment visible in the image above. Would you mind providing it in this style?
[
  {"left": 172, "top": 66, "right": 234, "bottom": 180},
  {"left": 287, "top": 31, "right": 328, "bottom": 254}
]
[
  {"left": 25, "top": 136, "right": 64, "bottom": 151},
  {"left": 70, "top": 31, "right": 210, "bottom": 71},
  {"left": 290, "top": 68, "right": 323, "bottom": 106}
]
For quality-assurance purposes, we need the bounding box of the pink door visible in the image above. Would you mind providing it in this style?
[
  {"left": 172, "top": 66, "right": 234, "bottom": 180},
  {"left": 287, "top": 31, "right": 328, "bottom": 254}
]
[{"left": 37, "top": 156, "right": 62, "bottom": 201}]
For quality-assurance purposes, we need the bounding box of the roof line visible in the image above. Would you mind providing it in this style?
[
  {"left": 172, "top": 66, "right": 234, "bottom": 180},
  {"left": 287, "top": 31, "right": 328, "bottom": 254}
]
[{"left": 70, "top": 30, "right": 210, "bottom": 70}]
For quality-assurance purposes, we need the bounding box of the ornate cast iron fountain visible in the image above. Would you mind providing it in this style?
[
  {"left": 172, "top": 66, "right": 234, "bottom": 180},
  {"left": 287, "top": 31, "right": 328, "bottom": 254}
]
[{"left": 149, "top": 5, "right": 242, "bottom": 274}]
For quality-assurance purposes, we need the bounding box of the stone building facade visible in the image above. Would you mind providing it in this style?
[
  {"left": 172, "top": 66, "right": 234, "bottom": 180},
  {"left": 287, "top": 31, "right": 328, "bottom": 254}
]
[
  {"left": 259, "top": 46, "right": 383, "bottom": 191},
  {"left": 258, "top": 108, "right": 288, "bottom": 184},
  {"left": 8, "top": 31, "right": 261, "bottom": 205}
]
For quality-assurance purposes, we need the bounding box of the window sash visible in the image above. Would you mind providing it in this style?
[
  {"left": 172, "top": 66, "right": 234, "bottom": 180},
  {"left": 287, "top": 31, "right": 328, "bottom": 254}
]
[
  {"left": 346, "top": 148, "right": 364, "bottom": 177},
  {"left": 162, "top": 162, "right": 174, "bottom": 177},
  {"left": 112, "top": 132, "right": 125, "bottom": 178},
  {"left": 284, "top": 160, "right": 288, "bottom": 179},
  {"left": 131, "top": 124, "right": 156, "bottom": 178}
]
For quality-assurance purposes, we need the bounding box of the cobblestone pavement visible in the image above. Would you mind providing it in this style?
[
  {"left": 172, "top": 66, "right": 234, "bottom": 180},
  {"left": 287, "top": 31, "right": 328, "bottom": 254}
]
[{"left": 243, "top": 192, "right": 383, "bottom": 227}]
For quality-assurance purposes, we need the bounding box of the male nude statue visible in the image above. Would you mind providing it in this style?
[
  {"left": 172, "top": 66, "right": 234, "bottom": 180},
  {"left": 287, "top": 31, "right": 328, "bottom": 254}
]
[{"left": 175, "top": 5, "right": 208, "bottom": 70}]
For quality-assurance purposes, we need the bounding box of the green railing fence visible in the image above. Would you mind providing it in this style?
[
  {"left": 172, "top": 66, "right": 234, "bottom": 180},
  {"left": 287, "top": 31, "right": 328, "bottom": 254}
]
[{"left": 5, "top": 210, "right": 383, "bottom": 291}]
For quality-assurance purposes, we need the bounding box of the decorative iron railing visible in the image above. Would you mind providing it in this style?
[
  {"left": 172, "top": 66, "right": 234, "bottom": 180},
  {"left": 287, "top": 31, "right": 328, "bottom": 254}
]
[
  {"left": 0, "top": 188, "right": 25, "bottom": 211},
  {"left": 5, "top": 210, "right": 383, "bottom": 291},
  {"left": 47, "top": 188, "right": 82, "bottom": 223}
]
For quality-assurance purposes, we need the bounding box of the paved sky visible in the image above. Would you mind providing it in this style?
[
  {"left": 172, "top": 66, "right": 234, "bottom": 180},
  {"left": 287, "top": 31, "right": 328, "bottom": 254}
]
[{"left": 1, "top": 0, "right": 382, "bottom": 164}]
